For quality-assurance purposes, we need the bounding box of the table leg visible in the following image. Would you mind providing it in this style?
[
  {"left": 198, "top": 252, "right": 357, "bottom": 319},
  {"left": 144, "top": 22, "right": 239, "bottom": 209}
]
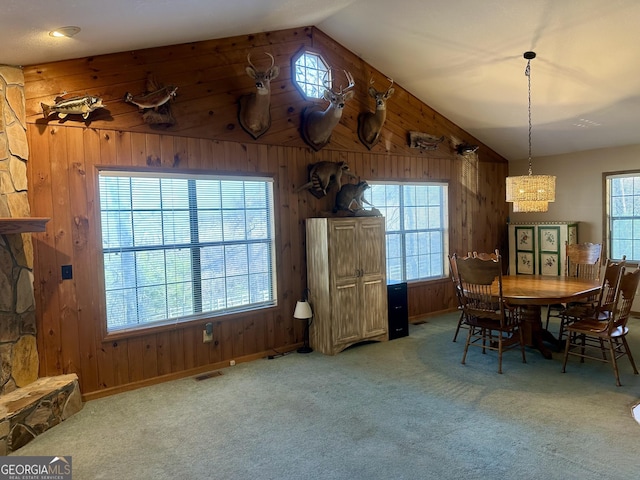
[{"left": 520, "top": 305, "right": 555, "bottom": 359}]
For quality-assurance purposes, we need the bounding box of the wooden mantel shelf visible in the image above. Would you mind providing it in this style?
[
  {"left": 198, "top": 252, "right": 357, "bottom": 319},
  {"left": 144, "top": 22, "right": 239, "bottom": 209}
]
[{"left": 0, "top": 217, "right": 50, "bottom": 234}]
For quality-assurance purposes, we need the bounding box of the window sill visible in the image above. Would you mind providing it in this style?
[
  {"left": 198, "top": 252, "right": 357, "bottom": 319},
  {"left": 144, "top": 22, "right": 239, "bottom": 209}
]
[{"left": 102, "top": 304, "right": 279, "bottom": 344}]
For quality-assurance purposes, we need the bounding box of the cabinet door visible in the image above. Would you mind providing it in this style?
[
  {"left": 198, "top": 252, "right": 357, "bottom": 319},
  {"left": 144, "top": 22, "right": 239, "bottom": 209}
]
[
  {"left": 329, "top": 220, "right": 362, "bottom": 345},
  {"left": 358, "top": 218, "right": 387, "bottom": 337},
  {"left": 330, "top": 220, "right": 360, "bottom": 282},
  {"left": 332, "top": 282, "right": 361, "bottom": 344},
  {"left": 361, "top": 278, "right": 387, "bottom": 337},
  {"left": 358, "top": 219, "right": 386, "bottom": 277}
]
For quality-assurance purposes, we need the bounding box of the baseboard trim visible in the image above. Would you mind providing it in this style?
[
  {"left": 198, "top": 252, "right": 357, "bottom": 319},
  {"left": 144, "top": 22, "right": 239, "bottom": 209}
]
[{"left": 81, "top": 344, "right": 302, "bottom": 402}]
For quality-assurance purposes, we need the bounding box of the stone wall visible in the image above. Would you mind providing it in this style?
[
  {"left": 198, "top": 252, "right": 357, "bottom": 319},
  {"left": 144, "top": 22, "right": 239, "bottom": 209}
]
[{"left": 0, "top": 65, "right": 38, "bottom": 394}]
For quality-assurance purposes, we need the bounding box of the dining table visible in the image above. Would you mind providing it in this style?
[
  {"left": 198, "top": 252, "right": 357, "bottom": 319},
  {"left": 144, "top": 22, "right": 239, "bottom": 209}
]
[{"left": 499, "top": 275, "right": 601, "bottom": 359}]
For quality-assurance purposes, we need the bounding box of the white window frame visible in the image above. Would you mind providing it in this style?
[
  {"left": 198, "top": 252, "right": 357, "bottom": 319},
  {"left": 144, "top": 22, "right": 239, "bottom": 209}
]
[
  {"left": 292, "top": 50, "right": 330, "bottom": 99},
  {"left": 98, "top": 169, "right": 277, "bottom": 333},
  {"left": 605, "top": 170, "right": 640, "bottom": 262},
  {"left": 364, "top": 181, "right": 449, "bottom": 283}
]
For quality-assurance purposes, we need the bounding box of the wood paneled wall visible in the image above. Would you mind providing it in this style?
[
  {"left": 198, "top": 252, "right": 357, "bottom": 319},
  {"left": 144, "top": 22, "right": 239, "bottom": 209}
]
[{"left": 23, "top": 27, "right": 508, "bottom": 398}]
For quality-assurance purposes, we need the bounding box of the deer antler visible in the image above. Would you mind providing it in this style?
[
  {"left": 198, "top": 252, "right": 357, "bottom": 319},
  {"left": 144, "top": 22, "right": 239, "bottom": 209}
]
[
  {"left": 385, "top": 77, "right": 394, "bottom": 93},
  {"left": 340, "top": 70, "right": 355, "bottom": 94},
  {"left": 247, "top": 53, "right": 256, "bottom": 71},
  {"left": 247, "top": 52, "right": 275, "bottom": 71}
]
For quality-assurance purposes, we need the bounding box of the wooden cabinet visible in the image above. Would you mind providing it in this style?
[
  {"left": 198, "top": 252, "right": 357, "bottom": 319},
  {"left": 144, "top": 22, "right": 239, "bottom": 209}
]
[
  {"left": 508, "top": 221, "right": 578, "bottom": 275},
  {"left": 306, "top": 217, "right": 388, "bottom": 355}
]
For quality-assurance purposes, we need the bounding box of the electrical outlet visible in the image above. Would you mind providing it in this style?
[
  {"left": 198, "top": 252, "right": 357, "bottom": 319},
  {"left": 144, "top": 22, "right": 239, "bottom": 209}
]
[
  {"left": 61, "top": 265, "right": 73, "bottom": 280},
  {"left": 202, "top": 330, "right": 213, "bottom": 343}
]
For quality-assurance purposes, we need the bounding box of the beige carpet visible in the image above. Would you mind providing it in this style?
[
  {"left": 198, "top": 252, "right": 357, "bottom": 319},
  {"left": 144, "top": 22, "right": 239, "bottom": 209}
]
[{"left": 11, "top": 311, "right": 640, "bottom": 479}]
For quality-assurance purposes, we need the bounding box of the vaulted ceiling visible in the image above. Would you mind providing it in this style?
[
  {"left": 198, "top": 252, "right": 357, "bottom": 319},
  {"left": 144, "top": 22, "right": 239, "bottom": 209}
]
[{"left": 3, "top": 0, "right": 639, "bottom": 161}]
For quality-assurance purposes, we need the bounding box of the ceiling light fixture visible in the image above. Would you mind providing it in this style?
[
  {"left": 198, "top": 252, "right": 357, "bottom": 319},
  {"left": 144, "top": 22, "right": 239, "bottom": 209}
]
[
  {"left": 505, "top": 51, "right": 556, "bottom": 213},
  {"left": 49, "top": 26, "right": 81, "bottom": 38}
]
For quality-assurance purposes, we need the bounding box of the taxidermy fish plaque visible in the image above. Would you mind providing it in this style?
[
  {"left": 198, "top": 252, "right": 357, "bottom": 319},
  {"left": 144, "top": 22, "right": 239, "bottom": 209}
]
[
  {"left": 124, "top": 75, "right": 177, "bottom": 127},
  {"left": 455, "top": 142, "right": 479, "bottom": 155},
  {"left": 238, "top": 52, "right": 280, "bottom": 139},
  {"left": 41, "top": 94, "right": 104, "bottom": 120},
  {"left": 408, "top": 131, "right": 445, "bottom": 150}
]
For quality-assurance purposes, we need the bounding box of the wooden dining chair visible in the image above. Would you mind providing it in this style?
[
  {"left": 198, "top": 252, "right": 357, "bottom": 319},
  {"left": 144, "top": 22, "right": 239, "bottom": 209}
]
[
  {"left": 562, "top": 267, "right": 640, "bottom": 386},
  {"left": 545, "top": 242, "right": 602, "bottom": 334},
  {"left": 450, "top": 250, "right": 500, "bottom": 342},
  {"left": 452, "top": 250, "right": 526, "bottom": 374},
  {"left": 560, "top": 257, "right": 626, "bottom": 343},
  {"left": 448, "top": 254, "right": 467, "bottom": 342}
]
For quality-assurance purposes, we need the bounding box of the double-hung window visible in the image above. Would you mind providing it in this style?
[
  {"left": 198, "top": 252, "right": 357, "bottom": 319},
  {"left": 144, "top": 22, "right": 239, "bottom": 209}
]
[
  {"left": 605, "top": 171, "right": 640, "bottom": 261},
  {"left": 98, "top": 170, "right": 277, "bottom": 333},
  {"left": 364, "top": 182, "right": 449, "bottom": 283}
]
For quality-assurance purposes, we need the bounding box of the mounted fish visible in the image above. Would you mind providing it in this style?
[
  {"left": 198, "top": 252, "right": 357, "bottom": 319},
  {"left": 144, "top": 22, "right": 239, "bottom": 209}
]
[
  {"left": 455, "top": 142, "right": 479, "bottom": 155},
  {"left": 41, "top": 94, "right": 105, "bottom": 121},
  {"left": 124, "top": 74, "right": 177, "bottom": 127},
  {"left": 238, "top": 52, "right": 280, "bottom": 139},
  {"left": 408, "top": 131, "right": 445, "bottom": 150}
]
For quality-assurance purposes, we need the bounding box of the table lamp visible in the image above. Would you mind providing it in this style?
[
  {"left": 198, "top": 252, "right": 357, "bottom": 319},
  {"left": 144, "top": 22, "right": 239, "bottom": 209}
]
[{"left": 294, "top": 298, "right": 313, "bottom": 354}]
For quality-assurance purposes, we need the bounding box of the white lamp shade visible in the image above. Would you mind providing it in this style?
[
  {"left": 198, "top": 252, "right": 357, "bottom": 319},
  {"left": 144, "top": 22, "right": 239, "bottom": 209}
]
[{"left": 293, "top": 300, "right": 313, "bottom": 319}]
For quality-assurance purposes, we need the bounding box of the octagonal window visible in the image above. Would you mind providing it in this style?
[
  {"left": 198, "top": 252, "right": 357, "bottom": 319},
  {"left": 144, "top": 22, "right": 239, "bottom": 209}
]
[{"left": 292, "top": 51, "right": 330, "bottom": 99}]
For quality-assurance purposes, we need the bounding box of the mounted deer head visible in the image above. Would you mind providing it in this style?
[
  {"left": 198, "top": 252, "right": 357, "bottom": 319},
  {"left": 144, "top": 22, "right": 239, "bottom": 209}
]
[
  {"left": 238, "top": 52, "right": 280, "bottom": 139},
  {"left": 358, "top": 77, "right": 394, "bottom": 149},
  {"left": 300, "top": 70, "right": 355, "bottom": 151}
]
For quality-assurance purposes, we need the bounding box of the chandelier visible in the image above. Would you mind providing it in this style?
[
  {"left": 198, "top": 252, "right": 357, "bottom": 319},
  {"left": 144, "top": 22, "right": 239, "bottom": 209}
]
[{"left": 505, "top": 51, "right": 556, "bottom": 213}]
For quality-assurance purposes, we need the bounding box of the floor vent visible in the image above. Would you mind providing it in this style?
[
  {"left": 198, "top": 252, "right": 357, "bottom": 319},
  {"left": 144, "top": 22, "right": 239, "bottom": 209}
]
[{"left": 194, "top": 371, "right": 223, "bottom": 381}]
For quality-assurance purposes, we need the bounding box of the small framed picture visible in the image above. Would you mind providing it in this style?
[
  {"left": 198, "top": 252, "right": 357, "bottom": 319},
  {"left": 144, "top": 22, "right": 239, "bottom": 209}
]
[
  {"left": 539, "top": 226, "right": 560, "bottom": 252},
  {"left": 515, "top": 227, "right": 534, "bottom": 252},
  {"left": 517, "top": 252, "right": 534, "bottom": 275},
  {"left": 540, "top": 253, "right": 560, "bottom": 275}
]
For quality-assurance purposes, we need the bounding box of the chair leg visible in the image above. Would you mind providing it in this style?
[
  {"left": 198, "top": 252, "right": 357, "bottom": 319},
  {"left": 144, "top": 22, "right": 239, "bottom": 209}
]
[
  {"left": 621, "top": 336, "right": 639, "bottom": 374},
  {"left": 558, "top": 312, "right": 566, "bottom": 344},
  {"left": 461, "top": 326, "right": 473, "bottom": 365},
  {"left": 598, "top": 338, "right": 608, "bottom": 360},
  {"left": 561, "top": 331, "right": 571, "bottom": 373},
  {"left": 518, "top": 326, "right": 527, "bottom": 364},
  {"left": 482, "top": 328, "right": 489, "bottom": 354},
  {"left": 607, "top": 339, "right": 622, "bottom": 387},
  {"left": 544, "top": 306, "right": 551, "bottom": 331},
  {"left": 452, "top": 311, "right": 465, "bottom": 342},
  {"left": 497, "top": 330, "right": 503, "bottom": 374}
]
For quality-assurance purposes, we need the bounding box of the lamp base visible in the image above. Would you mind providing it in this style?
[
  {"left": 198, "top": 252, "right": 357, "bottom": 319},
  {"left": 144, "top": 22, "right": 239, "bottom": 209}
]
[{"left": 297, "top": 345, "right": 313, "bottom": 354}]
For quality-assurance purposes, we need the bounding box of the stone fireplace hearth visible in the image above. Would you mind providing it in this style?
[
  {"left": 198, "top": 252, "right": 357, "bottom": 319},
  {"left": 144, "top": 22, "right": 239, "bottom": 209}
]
[{"left": 0, "top": 65, "right": 82, "bottom": 454}]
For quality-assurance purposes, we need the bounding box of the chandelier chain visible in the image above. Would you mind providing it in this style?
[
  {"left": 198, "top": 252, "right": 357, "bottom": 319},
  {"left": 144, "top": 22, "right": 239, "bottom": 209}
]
[{"left": 526, "top": 59, "right": 532, "bottom": 175}]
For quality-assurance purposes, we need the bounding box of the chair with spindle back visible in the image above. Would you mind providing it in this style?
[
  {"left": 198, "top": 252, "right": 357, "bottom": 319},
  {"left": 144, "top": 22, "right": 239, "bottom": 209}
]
[
  {"left": 453, "top": 250, "right": 526, "bottom": 374},
  {"left": 448, "top": 254, "right": 467, "bottom": 342},
  {"left": 562, "top": 266, "right": 638, "bottom": 386},
  {"left": 561, "top": 256, "right": 626, "bottom": 338},
  {"left": 545, "top": 242, "right": 602, "bottom": 340}
]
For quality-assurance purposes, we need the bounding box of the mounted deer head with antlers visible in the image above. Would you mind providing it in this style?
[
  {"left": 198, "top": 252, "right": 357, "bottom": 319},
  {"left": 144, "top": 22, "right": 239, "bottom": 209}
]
[
  {"left": 238, "top": 52, "right": 280, "bottom": 139},
  {"left": 358, "top": 77, "right": 394, "bottom": 150},
  {"left": 300, "top": 70, "right": 355, "bottom": 151}
]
